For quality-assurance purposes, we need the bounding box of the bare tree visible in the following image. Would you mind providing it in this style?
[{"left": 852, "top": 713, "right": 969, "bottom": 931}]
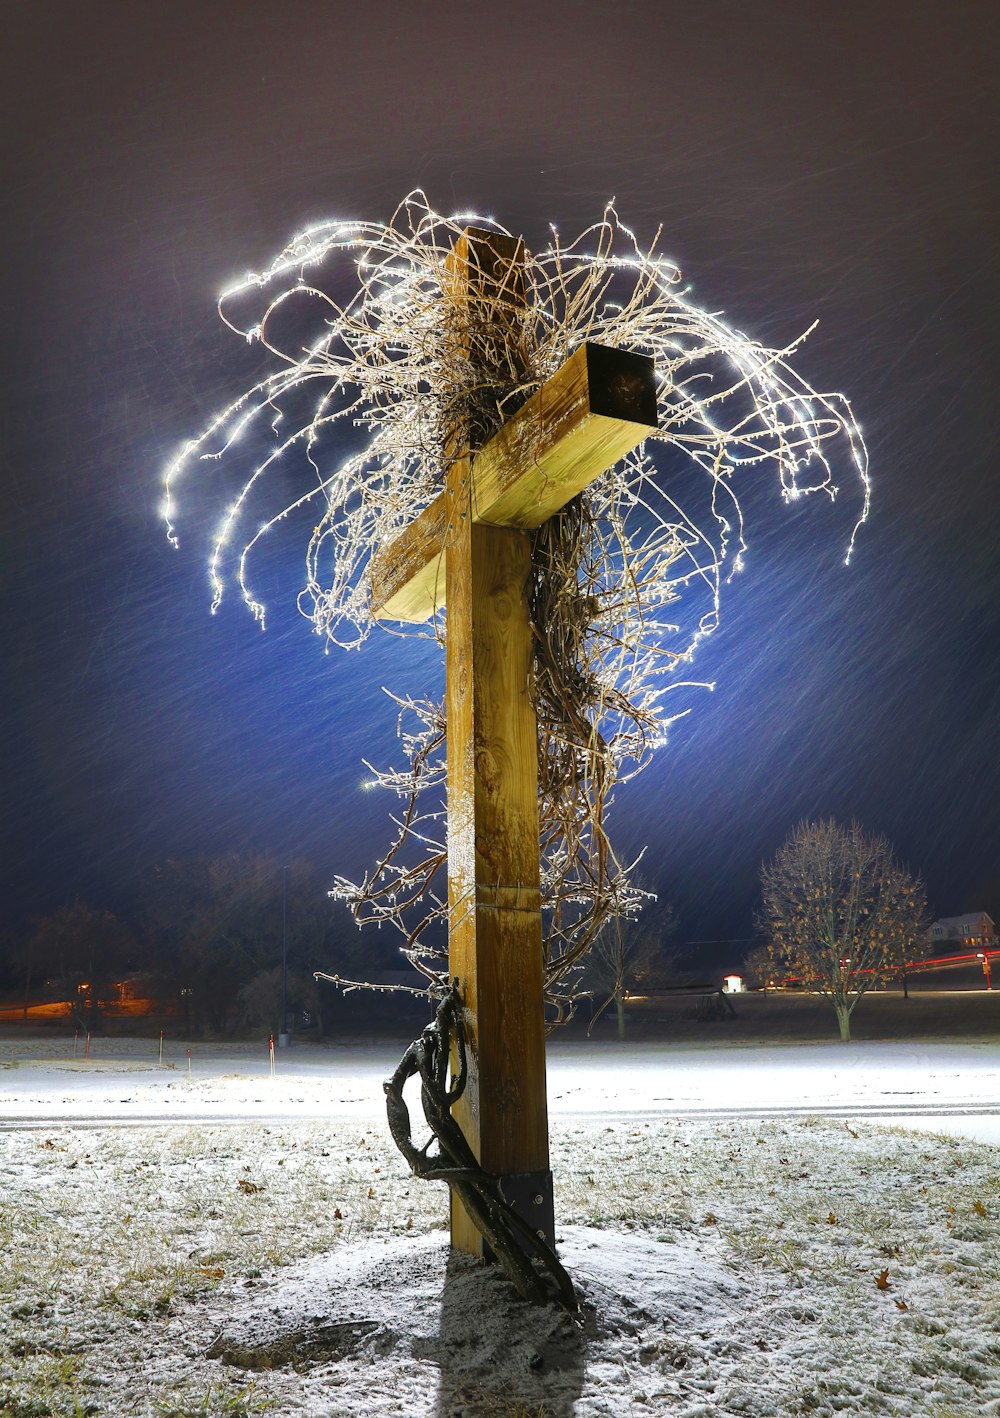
[
  {"left": 20, "top": 902, "right": 136, "bottom": 1028},
  {"left": 759, "top": 820, "right": 929, "bottom": 1041},
  {"left": 582, "top": 896, "right": 677, "bottom": 1039},
  {"left": 236, "top": 966, "right": 323, "bottom": 1036},
  {"left": 140, "top": 855, "right": 342, "bottom": 1035},
  {"left": 741, "top": 943, "right": 772, "bottom": 992}
]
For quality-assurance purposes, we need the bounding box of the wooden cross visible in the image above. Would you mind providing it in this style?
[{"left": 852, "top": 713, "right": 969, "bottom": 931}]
[{"left": 370, "top": 230, "right": 658, "bottom": 1257}]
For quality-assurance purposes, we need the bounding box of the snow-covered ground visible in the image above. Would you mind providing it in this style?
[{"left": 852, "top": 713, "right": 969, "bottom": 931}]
[
  {"left": 1, "top": 1036, "right": 998, "bottom": 1416},
  {"left": 2, "top": 1035, "right": 998, "bottom": 1142}
]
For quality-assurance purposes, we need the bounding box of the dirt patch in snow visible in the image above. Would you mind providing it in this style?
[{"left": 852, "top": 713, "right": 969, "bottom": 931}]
[{"left": 200, "top": 1225, "right": 743, "bottom": 1415}]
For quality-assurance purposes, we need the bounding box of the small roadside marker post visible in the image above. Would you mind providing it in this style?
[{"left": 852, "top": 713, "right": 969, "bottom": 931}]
[
  {"left": 187, "top": 1047, "right": 192, "bottom": 1080},
  {"left": 158, "top": 1030, "right": 164, "bottom": 1066},
  {"left": 84, "top": 1032, "right": 91, "bottom": 1060},
  {"left": 269, "top": 1034, "right": 275, "bottom": 1077}
]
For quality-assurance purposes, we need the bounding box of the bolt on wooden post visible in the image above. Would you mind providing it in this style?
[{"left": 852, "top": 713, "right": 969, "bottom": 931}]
[{"left": 370, "top": 229, "right": 659, "bottom": 1258}]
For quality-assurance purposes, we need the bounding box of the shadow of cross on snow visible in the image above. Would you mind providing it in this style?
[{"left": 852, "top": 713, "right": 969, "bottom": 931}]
[{"left": 428, "top": 1246, "right": 586, "bottom": 1415}]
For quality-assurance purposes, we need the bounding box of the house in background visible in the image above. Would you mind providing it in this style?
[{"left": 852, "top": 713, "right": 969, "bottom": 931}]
[{"left": 928, "top": 912, "right": 996, "bottom": 948}]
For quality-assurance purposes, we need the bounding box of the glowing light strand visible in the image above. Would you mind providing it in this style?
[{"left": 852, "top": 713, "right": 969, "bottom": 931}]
[{"left": 165, "top": 192, "right": 869, "bottom": 1016}]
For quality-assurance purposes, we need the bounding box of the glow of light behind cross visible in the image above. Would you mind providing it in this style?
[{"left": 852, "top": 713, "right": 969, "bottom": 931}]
[{"left": 164, "top": 192, "right": 869, "bottom": 1004}]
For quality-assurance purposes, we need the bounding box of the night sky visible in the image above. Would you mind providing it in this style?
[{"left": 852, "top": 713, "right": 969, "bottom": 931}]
[{"left": 3, "top": 1, "right": 998, "bottom": 966}]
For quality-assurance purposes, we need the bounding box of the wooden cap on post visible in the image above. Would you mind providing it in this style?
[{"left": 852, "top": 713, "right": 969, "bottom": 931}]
[{"left": 369, "top": 341, "right": 658, "bottom": 623}]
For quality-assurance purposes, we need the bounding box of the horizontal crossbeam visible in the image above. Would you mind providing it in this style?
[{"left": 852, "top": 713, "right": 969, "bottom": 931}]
[{"left": 369, "top": 342, "right": 658, "bottom": 623}]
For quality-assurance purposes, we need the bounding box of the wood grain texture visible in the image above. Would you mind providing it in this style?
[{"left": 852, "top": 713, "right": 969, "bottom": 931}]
[
  {"left": 368, "top": 496, "right": 450, "bottom": 623},
  {"left": 443, "top": 227, "right": 525, "bottom": 316},
  {"left": 445, "top": 474, "right": 548, "bottom": 1255},
  {"left": 471, "top": 342, "right": 656, "bottom": 528},
  {"left": 438, "top": 231, "right": 548, "bottom": 1258},
  {"left": 369, "top": 342, "right": 657, "bottom": 622},
  {"left": 379, "top": 231, "right": 656, "bottom": 1260}
]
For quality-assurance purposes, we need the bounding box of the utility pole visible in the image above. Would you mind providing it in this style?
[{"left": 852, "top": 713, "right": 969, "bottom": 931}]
[{"left": 278, "top": 864, "right": 290, "bottom": 1046}]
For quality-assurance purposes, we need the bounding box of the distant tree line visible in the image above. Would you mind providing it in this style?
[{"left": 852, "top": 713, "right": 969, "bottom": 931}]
[
  {"left": 5, "top": 820, "right": 932, "bottom": 1045},
  {"left": 3, "top": 854, "right": 406, "bottom": 1036}
]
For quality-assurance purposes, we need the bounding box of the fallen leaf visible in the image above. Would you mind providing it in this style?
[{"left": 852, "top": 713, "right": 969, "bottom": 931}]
[
  {"left": 238, "top": 1179, "right": 261, "bottom": 1194},
  {"left": 973, "top": 1201, "right": 988, "bottom": 1217},
  {"left": 875, "top": 1269, "right": 892, "bottom": 1291},
  {"left": 368, "top": 1187, "right": 375, "bottom": 1199},
  {"left": 702, "top": 1213, "right": 718, "bottom": 1225},
  {"left": 827, "top": 1212, "right": 838, "bottom": 1225},
  {"left": 200, "top": 1266, "right": 225, "bottom": 1279},
  {"left": 895, "top": 1299, "right": 909, "bottom": 1311},
  {"left": 334, "top": 1207, "right": 343, "bottom": 1220}
]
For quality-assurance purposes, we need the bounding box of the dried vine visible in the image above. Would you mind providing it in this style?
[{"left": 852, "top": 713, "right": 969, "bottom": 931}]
[
  {"left": 165, "top": 192, "right": 869, "bottom": 1017},
  {"left": 383, "top": 984, "right": 577, "bottom": 1310}
]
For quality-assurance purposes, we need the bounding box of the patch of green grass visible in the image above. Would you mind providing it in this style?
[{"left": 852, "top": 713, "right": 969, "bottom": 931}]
[
  {"left": 0, "top": 1351, "right": 95, "bottom": 1418},
  {"left": 153, "top": 1382, "right": 274, "bottom": 1417},
  {"left": 2, "top": 1116, "right": 1000, "bottom": 1415}
]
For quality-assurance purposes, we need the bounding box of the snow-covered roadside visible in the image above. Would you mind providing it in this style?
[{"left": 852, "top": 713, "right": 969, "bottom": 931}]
[
  {"left": 3, "top": 1042, "right": 999, "bottom": 1414},
  {"left": 2, "top": 1037, "right": 998, "bottom": 1143},
  {"left": 1, "top": 1113, "right": 998, "bottom": 1417}
]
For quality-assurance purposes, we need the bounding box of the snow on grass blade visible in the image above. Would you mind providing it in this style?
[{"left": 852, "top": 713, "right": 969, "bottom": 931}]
[{"left": 1, "top": 1117, "right": 997, "bottom": 1416}]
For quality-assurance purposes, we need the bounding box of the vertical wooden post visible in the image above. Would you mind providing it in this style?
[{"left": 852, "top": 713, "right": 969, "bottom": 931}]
[
  {"left": 368, "top": 231, "right": 658, "bottom": 1259},
  {"left": 444, "top": 232, "right": 551, "bottom": 1256}
]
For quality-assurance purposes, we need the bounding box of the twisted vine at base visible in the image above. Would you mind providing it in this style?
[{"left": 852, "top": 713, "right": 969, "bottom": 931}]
[{"left": 383, "top": 985, "right": 577, "bottom": 1311}]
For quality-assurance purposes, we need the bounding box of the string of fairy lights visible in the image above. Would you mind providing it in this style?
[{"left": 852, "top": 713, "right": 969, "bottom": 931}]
[{"left": 164, "top": 191, "right": 869, "bottom": 1017}]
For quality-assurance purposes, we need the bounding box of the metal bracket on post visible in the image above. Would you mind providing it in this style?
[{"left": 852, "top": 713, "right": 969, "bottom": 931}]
[{"left": 493, "top": 1168, "right": 556, "bottom": 1254}]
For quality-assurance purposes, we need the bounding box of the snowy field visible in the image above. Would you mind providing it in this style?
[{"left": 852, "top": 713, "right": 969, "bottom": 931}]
[
  {"left": 1, "top": 1035, "right": 998, "bottom": 1416},
  {"left": 3, "top": 1033, "right": 999, "bottom": 1142}
]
